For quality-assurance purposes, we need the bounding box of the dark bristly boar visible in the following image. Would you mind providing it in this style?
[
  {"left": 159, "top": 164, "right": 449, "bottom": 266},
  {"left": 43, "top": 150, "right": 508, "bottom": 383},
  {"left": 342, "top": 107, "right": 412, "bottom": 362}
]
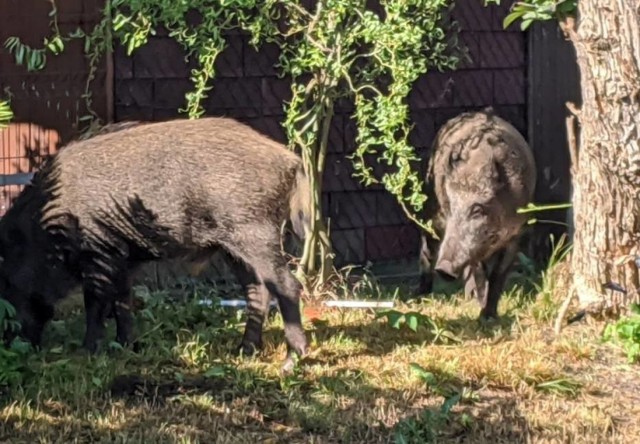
[
  {"left": 0, "top": 117, "right": 310, "bottom": 367},
  {"left": 417, "top": 108, "right": 536, "bottom": 319}
]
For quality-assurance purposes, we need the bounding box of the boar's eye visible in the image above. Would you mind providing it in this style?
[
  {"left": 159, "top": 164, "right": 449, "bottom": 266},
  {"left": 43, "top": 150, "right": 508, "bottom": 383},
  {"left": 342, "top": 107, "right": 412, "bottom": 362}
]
[{"left": 469, "top": 203, "right": 486, "bottom": 219}]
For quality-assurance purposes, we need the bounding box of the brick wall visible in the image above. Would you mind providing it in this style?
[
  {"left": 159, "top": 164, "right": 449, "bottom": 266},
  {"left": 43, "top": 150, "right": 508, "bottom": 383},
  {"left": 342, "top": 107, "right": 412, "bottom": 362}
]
[{"left": 113, "top": 0, "right": 528, "bottom": 268}]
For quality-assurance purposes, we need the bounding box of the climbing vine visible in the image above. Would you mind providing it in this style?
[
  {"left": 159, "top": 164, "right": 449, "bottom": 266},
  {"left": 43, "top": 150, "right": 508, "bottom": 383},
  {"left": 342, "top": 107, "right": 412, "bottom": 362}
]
[
  {"left": 3, "top": 0, "right": 460, "bottom": 291},
  {"left": 0, "top": 98, "right": 12, "bottom": 130}
]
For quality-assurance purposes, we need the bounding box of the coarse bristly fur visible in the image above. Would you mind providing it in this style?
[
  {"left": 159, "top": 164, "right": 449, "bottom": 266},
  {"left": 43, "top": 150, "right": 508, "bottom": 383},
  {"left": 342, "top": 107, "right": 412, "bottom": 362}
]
[
  {"left": 417, "top": 107, "right": 537, "bottom": 319},
  {"left": 0, "top": 117, "right": 311, "bottom": 368}
]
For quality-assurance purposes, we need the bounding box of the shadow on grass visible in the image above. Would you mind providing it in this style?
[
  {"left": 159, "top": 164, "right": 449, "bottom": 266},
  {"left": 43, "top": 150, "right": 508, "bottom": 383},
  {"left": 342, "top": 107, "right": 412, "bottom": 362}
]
[
  {"left": 101, "top": 364, "right": 532, "bottom": 443},
  {"left": 0, "top": 321, "right": 538, "bottom": 442}
]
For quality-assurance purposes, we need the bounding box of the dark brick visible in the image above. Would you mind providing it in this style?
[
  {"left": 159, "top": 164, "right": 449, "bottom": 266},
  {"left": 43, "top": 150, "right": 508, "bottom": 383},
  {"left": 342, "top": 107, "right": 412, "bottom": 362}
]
[
  {"left": 238, "top": 116, "right": 287, "bottom": 144},
  {"left": 494, "top": 69, "right": 525, "bottom": 105},
  {"left": 475, "top": 32, "right": 525, "bottom": 69},
  {"left": 455, "top": 31, "right": 480, "bottom": 70},
  {"left": 325, "top": 114, "right": 347, "bottom": 154},
  {"left": 451, "top": 0, "right": 493, "bottom": 32},
  {"left": 115, "top": 106, "right": 153, "bottom": 121},
  {"left": 214, "top": 35, "right": 244, "bottom": 78},
  {"left": 335, "top": 97, "right": 355, "bottom": 113},
  {"left": 153, "top": 108, "right": 186, "bottom": 121},
  {"left": 323, "top": 154, "right": 365, "bottom": 192},
  {"left": 375, "top": 192, "right": 411, "bottom": 226},
  {"left": 365, "top": 225, "right": 420, "bottom": 261},
  {"left": 206, "top": 78, "right": 263, "bottom": 110},
  {"left": 115, "top": 79, "right": 153, "bottom": 107},
  {"left": 321, "top": 192, "right": 331, "bottom": 219},
  {"left": 343, "top": 116, "right": 358, "bottom": 154},
  {"left": 207, "top": 108, "right": 262, "bottom": 119},
  {"left": 331, "top": 229, "right": 366, "bottom": 266},
  {"left": 132, "top": 38, "right": 190, "bottom": 79},
  {"left": 244, "top": 40, "right": 280, "bottom": 77},
  {"left": 114, "top": 44, "right": 133, "bottom": 79},
  {"left": 328, "top": 191, "right": 377, "bottom": 229},
  {"left": 153, "top": 79, "right": 192, "bottom": 109},
  {"left": 451, "top": 71, "right": 494, "bottom": 107},
  {"left": 408, "top": 110, "right": 436, "bottom": 150},
  {"left": 409, "top": 73, "right": 455, "bottom": 109},
  {"left": 262, "top": 77, "right": 292, "bottom": 115}
]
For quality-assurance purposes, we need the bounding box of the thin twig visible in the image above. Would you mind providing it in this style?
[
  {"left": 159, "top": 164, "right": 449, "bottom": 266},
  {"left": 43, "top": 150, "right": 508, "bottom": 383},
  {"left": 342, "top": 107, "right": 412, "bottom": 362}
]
[{"left": 555, "top": 286, "right": 577, "bottom": 334}]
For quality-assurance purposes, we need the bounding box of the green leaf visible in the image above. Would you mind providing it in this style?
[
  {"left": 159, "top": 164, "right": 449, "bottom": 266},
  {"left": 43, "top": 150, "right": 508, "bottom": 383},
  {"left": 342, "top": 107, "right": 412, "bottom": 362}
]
[
  {"left": 520, "top": 19, "right": 534, "bottom": 31},
  {"left": 50, "top": 358, "right": 71, "bottom": 367},
  {"left": 406, "top": 313, "right": 419, "bottom": 332},
  {"left": 440, "top": 393, "right": 461, "bottom": 415},
  {"left": 503, "top": 12, "right": 523, "bottom": 29}
]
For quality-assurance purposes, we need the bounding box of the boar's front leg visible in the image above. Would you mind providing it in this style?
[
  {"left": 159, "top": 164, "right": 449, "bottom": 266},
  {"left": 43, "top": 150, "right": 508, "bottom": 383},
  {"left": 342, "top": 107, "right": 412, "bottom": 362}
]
[
  {"left": 417, "top": 230, "right": 439, "bottom": 295},
  {"left": 464, "top": 264, "right": 489, "bottom": 310},
  {"left": 481, "top": 239, "right": 519, "bottom": 319},
  {"left": 464, "top": 239, "right": 519, "bottom": 320},
  {"left": 228, "top": 257, "right": 272, "bottom": 356}
]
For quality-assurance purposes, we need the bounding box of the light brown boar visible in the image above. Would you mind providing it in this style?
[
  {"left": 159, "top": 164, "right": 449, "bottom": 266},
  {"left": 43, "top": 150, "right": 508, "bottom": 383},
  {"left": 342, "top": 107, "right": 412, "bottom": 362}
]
[{"left": 417, "top": 108, "right": 536, "bottom": 319}]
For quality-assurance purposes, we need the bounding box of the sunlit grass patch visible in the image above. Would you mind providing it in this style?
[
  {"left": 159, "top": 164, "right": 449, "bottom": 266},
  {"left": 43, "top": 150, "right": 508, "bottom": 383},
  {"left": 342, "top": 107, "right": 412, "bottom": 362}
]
[{"left": 1, "top": 258, "right": 639, "bottom": 443}]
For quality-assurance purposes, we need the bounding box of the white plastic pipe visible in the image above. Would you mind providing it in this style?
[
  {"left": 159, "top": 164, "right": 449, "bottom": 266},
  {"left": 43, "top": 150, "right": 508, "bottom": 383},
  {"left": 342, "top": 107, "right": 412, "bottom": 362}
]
[{"left": 199, "top": 299, "right": 394, "bottom": 309}]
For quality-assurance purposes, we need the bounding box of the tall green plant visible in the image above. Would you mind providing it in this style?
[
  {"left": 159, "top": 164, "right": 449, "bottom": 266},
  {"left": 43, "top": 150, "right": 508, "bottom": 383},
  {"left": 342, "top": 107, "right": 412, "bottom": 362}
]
[
  {"left": 234, "top": 1, "right": 460, "bottom": 291},
  {"left": 0, "top": 99, "right": 12, "bottom": 129}
]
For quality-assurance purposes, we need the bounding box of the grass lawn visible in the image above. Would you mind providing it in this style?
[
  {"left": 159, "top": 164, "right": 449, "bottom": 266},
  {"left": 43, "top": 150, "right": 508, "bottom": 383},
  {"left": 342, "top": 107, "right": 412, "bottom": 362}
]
[{"left": 1, "top": 257, "right": 640, "bottom": 443}]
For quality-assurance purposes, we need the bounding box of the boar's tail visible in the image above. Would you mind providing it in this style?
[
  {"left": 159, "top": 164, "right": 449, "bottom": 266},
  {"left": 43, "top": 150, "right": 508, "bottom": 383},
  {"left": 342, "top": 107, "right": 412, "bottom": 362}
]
[{"left": 289, "top": 165, "right": 311, "bottom": 240}]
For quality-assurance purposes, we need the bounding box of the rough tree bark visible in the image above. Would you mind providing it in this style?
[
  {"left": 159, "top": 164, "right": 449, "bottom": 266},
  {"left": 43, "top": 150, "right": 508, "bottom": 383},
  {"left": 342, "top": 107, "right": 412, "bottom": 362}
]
[{"left": 561, "top": 1, "right": 640, "bottom": 318}]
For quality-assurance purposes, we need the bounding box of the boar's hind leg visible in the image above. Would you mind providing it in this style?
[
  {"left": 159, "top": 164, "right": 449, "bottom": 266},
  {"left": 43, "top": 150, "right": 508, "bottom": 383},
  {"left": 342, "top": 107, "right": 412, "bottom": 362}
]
[
  {"left": 226, "top": 231, "right": 307, "bottom": 361},
  {"left": 81, "top": 259, "right": 135, "bottom": 353},
  {"left": 229, "top": 257, "right": 272, "bottom": 356},
  {"left": 82, "top": 287, "right": 111, "bottom": 353},
  {"left": 112, "top": 270, "right": 136, "bottom": 349},
  {"left": 481, "top": 239, "right": 519, "bottom": 319}
]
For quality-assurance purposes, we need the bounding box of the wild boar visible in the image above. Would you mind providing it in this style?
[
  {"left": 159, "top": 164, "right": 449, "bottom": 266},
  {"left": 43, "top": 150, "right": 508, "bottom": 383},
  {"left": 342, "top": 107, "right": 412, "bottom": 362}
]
[
  {"left": 0, "top": 117, "right": 310, "bottom": 367},
  {"left": 417, "top": 108, "right": 536, "bottom": 319}
]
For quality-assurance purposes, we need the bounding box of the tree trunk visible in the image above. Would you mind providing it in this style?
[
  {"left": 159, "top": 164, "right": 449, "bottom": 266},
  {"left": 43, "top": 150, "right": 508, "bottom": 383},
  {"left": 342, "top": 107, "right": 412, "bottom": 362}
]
[{"left": 562, "top": 2, "right": 640, "bottom": 315}]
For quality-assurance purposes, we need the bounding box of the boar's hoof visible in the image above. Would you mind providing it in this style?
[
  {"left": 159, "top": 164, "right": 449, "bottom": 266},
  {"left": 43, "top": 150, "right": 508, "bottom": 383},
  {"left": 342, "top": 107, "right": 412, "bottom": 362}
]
[
  {"left": 82, "top": 339, "right": 101, "bottom": 355},
  {"left": 416, "top": 274, "right": 434, "bottom": 296},
  {"left": 285, "top": 329, "right": 308, "bottom": 359},
  {"left": 478, "top": 308, "right": 499, "bottom": 321},
  {"left": 281, "top": 356, "right": 297, "bottom": 375},
  {"left": 236, "top": 340, "right": 262, "bottom": 358},
  {"left": 124, "top": 339, "right": 141, "bottom": 354}
]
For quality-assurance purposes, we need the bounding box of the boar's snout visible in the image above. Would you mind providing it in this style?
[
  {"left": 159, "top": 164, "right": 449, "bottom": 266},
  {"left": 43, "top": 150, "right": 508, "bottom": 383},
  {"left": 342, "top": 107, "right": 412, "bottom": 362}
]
[
  {"left": 434, "top": 258, "right": 459, "bottom": 281},
  {"left": 434, "top": 233, "right": 468, "bottom": 281}
]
